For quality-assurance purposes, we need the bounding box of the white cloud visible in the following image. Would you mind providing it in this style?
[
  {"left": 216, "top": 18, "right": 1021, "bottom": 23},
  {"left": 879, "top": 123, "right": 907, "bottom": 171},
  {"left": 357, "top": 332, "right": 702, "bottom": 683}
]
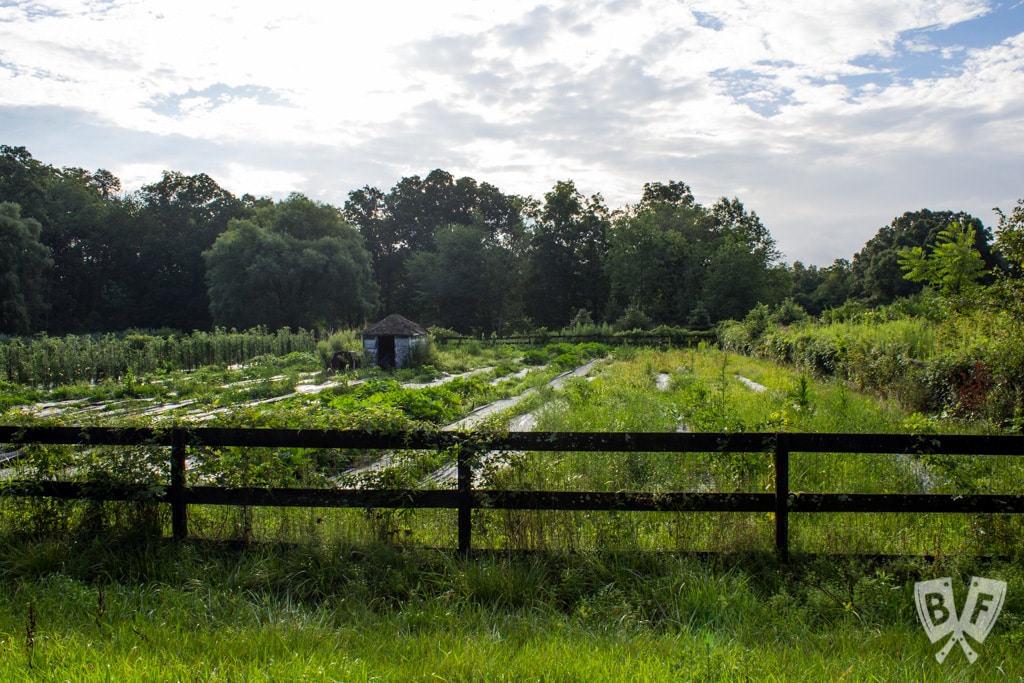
[{"left": 1, "top": 0, "right": 1022, "bottom": 264}]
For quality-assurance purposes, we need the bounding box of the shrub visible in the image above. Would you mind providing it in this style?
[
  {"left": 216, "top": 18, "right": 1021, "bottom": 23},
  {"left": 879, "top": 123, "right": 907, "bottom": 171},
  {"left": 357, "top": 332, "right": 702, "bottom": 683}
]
[
  {"left": 522, "top": 350, "right": 547, "bottom": 366},
  {"left": 613, "top": 305, "right": 652, "bottom": 332},
  {"left": 717, "top": 320, "right": 751, "bottom": 354},
  {"left": 315, "top": 330, "right": 361, "bottom": 368},
  {"left": 407, "top": 337, "right": 439, "bottom": 369}
]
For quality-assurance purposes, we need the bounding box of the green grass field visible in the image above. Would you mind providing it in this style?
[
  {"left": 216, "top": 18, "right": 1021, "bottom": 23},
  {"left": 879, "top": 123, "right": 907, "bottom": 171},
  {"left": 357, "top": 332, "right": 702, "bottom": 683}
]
[{"left": 1, "top": 537, "right": 1022, "bottom": 681}]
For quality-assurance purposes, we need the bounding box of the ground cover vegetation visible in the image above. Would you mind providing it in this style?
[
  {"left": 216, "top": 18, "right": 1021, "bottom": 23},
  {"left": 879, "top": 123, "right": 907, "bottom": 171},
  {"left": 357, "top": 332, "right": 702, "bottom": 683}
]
[{"left": 2, "top": 341, "right": 1024, "bottom": 679}]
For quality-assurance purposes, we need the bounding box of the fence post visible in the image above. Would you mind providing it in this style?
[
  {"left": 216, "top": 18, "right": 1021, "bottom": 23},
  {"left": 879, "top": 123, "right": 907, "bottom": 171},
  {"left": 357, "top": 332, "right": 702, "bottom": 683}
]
[
  {"left": 457, "top": 445, "right": 472, "bottom": 555},
  {"left": 170, "top": 428, "right": 188, "bottom": 540},
  {"left": 774, "top": 432, "right": 790, "bottom": 561}
]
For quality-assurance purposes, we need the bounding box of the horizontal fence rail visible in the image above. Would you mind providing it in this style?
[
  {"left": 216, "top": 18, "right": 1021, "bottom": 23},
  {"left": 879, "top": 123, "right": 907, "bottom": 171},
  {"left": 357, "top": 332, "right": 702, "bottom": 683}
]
[
  {"left": 1, "top": 426, "right": 1022, "bottom": 558},
  {"left": 434, "top": 332, "right": 717, "bottom": 347}
]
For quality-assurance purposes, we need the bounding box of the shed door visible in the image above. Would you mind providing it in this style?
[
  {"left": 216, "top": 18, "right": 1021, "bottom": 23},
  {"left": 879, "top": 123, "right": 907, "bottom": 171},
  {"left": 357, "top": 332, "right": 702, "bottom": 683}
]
[{"left": 378, "top": 336, "right": 396, "bottom": 369}]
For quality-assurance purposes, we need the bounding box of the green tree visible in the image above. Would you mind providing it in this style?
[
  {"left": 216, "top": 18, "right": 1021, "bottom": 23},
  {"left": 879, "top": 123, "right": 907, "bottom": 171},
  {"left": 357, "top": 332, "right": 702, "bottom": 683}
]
[
  {"left": 607, "top": 188, "right": 784, "bottom": 326},
  {"left": 790, "top": 259, "right": 854, "bottom": 316},
  {"left": 0, "top": 202, "right": 52, "bottom": 333},
  {"left": 525, "top": 180, "right": 610, "bottom": 328},
  {"left": 406, "top": 223, "right": 504, "bottom": 333},
  {"left": 345, "top": 170, "right": 524, "bottom": 318},
  {"left": 138, "top": 171, "right": 247, "bottom": 330},
  {"left": 39, "top": 167, "right": 116, "bottom": 332},
  {"left": 703, "top": 197, "right": 787, "bottom": 321},
  {"left": 899, "top": 221, "right": 988, "bottom": 310},
  {"left": 204, "top": 195, "right": 376, "bottom": 330},
  {"left": 852, "top": 210, "right": 993, "bottom": 306},
  {"left": 0, "top": 149, "right": 151, "bottom": 333},
  {"left": 606, "top": 196, "right": 715, "bottom": 325},
  {"left": 638, "top": 180, "right": 695, "bottom": 208},
  {"left": 0, "top": 145, "right": 52, "bottom": 220},
  {"left": 990, "top": 199, "right": 1024, "bottom": 325}
]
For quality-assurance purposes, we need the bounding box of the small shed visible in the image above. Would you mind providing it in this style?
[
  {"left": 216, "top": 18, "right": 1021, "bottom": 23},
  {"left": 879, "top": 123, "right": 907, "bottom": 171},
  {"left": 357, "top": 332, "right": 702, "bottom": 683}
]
[{"left": 361, "top": 314, "right": 429, "bottom": 369}]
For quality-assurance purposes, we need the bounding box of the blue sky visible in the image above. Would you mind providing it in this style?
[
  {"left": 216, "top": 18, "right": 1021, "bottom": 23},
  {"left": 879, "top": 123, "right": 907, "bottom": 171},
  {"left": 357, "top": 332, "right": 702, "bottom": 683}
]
[{"left": 1, "top": 0, "right": 1023, "bottom": 266}]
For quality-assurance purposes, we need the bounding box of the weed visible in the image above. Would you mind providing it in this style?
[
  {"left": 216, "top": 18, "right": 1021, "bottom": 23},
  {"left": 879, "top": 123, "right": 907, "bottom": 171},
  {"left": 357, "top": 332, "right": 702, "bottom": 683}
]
[{"left": 24, "top": 600, "right": 36, "bottom": 668}]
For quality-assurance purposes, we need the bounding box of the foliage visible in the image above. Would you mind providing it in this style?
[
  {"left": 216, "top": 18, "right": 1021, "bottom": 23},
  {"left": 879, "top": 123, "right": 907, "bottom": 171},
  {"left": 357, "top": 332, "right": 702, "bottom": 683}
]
[
  {"left": 992, "top": 198, "right": 1024, "bottom": 326},
  {"left": 324, "top": 380, "right": 462, "bottom": 424},
  {"left": 0, "top": 202, "right": 52, "bottom": 334},
  {"left": 204, "top": 194, "right": 377, "bottom": 330},
  {"left": 612, "top": 304, "right": 652, "bottom": 331},
  {"left": 899, "top": 221, "right": 988, "bottom": 311},
  {"left": 525, "top": 180, "right": 611, "bottom": 329},
  {"left": 343, "top": 170, "right": 526, "bottom": 321},
  {"left": 405, "top": 223, "right": 509, "bottom": 334},
  {"left": 314, "top": 328, "right": 363, "bottom": 368},
  {"left": 0, "top": 327, "right": 318, "bottom": 387},
  {"left": 7, "top": 143, "right": 1024, "bottom": 357},
  {"left": 606, "top": 193, "right": 786, "bottom": 328},
  {"left": 405, "top": 335, "right": 439, "bottom": 369},
  {"left": 851, "top": 209, "right": 995, "bottom": 306},
  {"left": 789, "top": 259, "right": 854, "bottom": 316}
]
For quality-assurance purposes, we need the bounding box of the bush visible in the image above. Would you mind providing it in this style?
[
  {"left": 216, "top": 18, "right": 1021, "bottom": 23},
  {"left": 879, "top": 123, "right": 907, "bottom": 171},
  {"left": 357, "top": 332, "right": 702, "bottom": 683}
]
[
  {"left": 613, "top": 305, "right": 652, "bottom": 332},
  {"left": 407, "top": 337, "right": 439, "bottom": 369},
  {"left": 315, "top": 330, "right": 361, "bottom": 368},
  {"left": 522, "top": 350, "right": 547, "bottom": 366},
  {"left": 717, "top": 320, "right": 751, "bottom": 354}
]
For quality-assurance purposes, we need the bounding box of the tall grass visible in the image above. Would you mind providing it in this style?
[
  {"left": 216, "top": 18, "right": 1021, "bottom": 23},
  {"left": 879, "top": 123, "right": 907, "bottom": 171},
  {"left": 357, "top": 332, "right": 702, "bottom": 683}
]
[
  {"left": 479, "top": 348, "right": 1022, "bottom": 556},
  {"left": 0, "top": 537, "right": 1021, "bottom": 681}
]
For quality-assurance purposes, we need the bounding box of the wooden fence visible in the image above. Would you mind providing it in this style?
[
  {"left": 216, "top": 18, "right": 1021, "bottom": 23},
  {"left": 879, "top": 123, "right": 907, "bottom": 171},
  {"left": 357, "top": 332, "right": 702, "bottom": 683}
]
[
  {"left": 1, "top": 426, "right": 1022, "bottom": 559},
  {"left": 434, "top": 331, "right": 717, "bottom": 346}
]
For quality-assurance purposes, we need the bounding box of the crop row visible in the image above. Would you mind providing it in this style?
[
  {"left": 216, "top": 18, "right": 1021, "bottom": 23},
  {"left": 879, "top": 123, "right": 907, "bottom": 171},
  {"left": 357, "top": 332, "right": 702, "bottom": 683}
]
[{"left": 0, "top": 326, "right": 319, "bottom": 388}]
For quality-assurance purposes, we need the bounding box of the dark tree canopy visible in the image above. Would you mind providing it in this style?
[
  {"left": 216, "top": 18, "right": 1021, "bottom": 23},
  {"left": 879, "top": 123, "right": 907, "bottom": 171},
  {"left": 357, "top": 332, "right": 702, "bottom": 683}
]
[
  {"left": 136, "top": 171, "right": 249, "bottom": 330},
  {"left": 790, "top": 259, "right": 854, "bottom": 316},
  {"left": 851, "top": 209, "right": 994, "bottom": 306},
  {"left": 18, "top": 144, "right": 1014, "bottom": 338},
  {"left": 607, "top": 187, "right": 786, "bottom": 327},
  {"left": 0, "top": 202, "right": 52, "bottom": 333},
  {"left": 344, "top": 170, "right": 524, "bottom": 318},
  {"left": 204, "top": 195, "right": 376, "bottom": 330},
  {"left": 525, "top": 180, "right": 610, "bottom": 329},
  {"left": 406, "top": 223, "right": 504, "bottom": 333}
]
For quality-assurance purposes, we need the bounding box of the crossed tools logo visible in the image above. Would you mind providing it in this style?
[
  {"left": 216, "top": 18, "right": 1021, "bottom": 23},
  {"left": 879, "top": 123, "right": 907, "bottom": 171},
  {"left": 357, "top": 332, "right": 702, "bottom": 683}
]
[{"left": 914, "top": 576, "right": 1007, "bottom": 664}]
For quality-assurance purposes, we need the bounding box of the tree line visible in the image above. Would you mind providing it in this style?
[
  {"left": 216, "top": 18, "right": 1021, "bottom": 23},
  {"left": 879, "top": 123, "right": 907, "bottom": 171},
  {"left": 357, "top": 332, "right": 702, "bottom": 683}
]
[{"left": 0, "top": 144, "right": 1011, "bottom": 337}]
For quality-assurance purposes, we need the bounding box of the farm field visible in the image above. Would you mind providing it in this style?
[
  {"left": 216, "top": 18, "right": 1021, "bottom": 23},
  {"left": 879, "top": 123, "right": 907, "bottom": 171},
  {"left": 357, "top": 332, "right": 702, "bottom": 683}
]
[{"left": 1, "top": 338, "right": 1023, "bottom": 680}]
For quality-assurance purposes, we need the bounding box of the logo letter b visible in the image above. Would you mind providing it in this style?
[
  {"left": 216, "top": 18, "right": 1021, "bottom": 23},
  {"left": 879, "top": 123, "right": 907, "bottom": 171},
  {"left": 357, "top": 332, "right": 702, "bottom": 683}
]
[{"left": 926, "top": 592, "right": 950, "bottom": 626}]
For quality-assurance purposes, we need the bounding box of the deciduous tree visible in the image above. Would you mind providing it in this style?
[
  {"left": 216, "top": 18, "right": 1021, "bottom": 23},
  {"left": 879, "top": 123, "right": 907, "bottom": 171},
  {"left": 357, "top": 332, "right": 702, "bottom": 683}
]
[
  {"left": 204, "top": 195, "right": 376, "bottom": 330},
  {"left": 526, "top": 180, "right": 610, "bottom": 328},
  {"left": 0, "top": 202, "right": 52, "bottom": 333},
  {"left": 899, "top": 221, "right": 988, "bottom": 310},
  {"left": 138, "top": 171, "right": 247, "bottom": 330}
]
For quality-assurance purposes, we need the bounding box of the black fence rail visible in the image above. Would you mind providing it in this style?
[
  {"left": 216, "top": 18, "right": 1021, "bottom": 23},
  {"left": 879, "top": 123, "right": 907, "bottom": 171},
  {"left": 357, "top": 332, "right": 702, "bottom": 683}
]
[
  {"left": 434, "top": 331, "right": 717, "bottom": 346},
  {"left": 1, "top": 426, "right": 1022, "bottom": 559}
]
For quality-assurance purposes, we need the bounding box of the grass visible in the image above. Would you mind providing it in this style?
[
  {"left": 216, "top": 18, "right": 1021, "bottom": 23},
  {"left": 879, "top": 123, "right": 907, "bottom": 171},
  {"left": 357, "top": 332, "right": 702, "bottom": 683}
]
[
  {"left": 481, "top": 347, "right": 1024, "bottom": 556},
  {"left": 1, "top": 536, "right": 1022, "bottom": 681}
]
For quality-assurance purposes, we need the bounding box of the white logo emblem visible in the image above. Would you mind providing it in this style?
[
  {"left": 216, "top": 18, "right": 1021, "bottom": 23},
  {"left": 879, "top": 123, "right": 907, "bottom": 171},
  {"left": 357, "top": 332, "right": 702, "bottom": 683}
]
[{"left": 914, "top": 576, "right": 1006, "bottom": 663}]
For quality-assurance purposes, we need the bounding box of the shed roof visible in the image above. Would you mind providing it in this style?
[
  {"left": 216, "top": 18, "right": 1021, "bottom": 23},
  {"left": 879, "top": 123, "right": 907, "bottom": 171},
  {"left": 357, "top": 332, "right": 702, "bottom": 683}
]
[{"left": 362, "top": 313, "right": 428, "bottom": 337}]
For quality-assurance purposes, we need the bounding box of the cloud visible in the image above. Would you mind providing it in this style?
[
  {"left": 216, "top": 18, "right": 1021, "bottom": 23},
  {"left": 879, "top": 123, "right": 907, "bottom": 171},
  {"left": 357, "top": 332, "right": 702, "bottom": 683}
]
[{"left": 0, "top": 0, "right": 1022, "bottom": 266}]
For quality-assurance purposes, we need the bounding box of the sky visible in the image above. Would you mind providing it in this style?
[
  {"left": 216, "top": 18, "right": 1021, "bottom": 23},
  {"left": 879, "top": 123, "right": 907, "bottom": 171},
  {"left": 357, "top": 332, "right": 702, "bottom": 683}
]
[{"left": 1, "top": 1, "right": 1023, "bottom": 266}]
